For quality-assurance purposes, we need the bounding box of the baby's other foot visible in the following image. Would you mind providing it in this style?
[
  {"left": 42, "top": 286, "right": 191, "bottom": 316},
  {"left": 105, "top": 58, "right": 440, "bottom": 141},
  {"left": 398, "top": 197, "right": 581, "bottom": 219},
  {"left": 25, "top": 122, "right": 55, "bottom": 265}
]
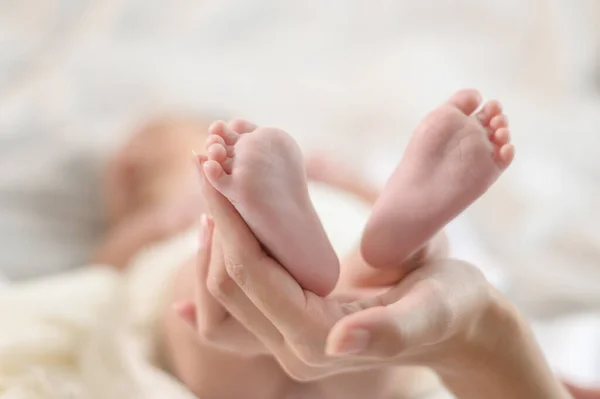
[
  {"left": 203, "top": 121, "right": 339, "bottom": 296},
  {"left": 362, "top": 89, "right": 514, "bottom": 270}
]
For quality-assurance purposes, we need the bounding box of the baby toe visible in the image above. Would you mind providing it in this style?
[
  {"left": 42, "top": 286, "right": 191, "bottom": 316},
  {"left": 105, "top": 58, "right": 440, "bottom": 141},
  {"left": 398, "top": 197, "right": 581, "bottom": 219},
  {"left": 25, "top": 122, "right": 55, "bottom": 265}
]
[
  {"left": 220, "top": 157, "right": 234, "bottom": 174},
  {"left": 206, "top": 134, "right": 226, "bottom": 148},
  {"left": 447, "top": 89, "right": 483, "bottom": 115},
  {"left": 207, "top": 142, "right": 228, "bottom": 163},
  {"left": 228, "top": 119, "right": 257, "bottom": 134},
  {"left": 492, "top": 127, "right": 511, "bottom": 146},
  {"left": 209, "top": 120, "right": 240, "bottom": 145},
  {"left": 476, "top": 100, "right": 503, "bottom": 126},
  {"left": 203, "top": 160, "right": 228, "bottom": 184},
  {"left": 495, "top": 143, "right": 515, "bottom": 169},
  {"left": 490, "top": 114, "right": 508, "bottom": 130}
]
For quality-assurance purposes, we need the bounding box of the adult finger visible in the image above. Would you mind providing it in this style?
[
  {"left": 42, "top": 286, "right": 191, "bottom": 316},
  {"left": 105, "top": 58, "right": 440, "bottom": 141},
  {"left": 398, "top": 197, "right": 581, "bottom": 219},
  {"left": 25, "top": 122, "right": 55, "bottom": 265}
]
[
  {"left": 206, "top": 231, "right": 285, "bottom": 351},
  {"left": 178, "top": 213, "right": 275, "bottom": 355},
  {"left": 169, "top": 164, "right": 270, "bottom": 354},
  {"left": 207, "top": 236, "right": 340, "bottom": 381},
  {"left": 192, "top": 214, "right": 230, "bottom": 333},
  {"left": 196, "top": 154, "right": 287, "bottom": 346},
  {"left": 171, "top": 207, "right": 241, "bottom": 345},
  {"left": 326, "top": 277, "right": 440, "bottom": 357},
  {"left": 326, "top": 259, "right": 488, "bottom": 359},
  {"left": 196, "top": 155, "right": 264, "bottom": 266},
  {"left": 197, "top": 156, "right": 337, "bottom": 345},
  {"left": 172, "top": 213, "right": 217, "bottom": 330}
]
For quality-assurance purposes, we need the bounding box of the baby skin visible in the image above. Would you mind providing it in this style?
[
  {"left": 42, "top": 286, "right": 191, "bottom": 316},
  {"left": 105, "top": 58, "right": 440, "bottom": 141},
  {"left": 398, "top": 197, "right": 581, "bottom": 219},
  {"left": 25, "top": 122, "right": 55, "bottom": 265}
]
[
  {"left": 203, "top": 122, "right": 339, "bottom": 296},
  {"left": 361, "top": 89, "right": 514, "bottom": 276},
  {"left": 203, "top": 89, "right": 514, "bottom": 295}
]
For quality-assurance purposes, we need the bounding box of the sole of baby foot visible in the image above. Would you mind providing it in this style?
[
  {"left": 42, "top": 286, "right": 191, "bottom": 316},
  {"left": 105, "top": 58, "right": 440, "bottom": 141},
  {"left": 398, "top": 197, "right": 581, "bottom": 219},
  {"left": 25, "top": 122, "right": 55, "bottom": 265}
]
[
  {"left": 203, "top": 121, "right": 340, "bottom": 296},
  {"left": 361, "top": 89, "right": 514, "bottom": 270}
]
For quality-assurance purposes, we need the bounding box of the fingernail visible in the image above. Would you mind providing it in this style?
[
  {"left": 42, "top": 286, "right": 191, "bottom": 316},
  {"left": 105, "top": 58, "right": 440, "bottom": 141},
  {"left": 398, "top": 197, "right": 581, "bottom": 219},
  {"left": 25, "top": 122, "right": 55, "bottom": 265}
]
[{"left": 330, "top": 329, "right": 371, "bottom": 356}]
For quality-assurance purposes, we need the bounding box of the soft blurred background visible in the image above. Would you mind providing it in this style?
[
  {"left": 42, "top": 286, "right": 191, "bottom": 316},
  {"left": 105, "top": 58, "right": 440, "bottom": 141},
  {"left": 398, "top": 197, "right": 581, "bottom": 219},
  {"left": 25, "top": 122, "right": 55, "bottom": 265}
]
[{"left": 0, "top": 0, "right": 599, "bottom": 387}]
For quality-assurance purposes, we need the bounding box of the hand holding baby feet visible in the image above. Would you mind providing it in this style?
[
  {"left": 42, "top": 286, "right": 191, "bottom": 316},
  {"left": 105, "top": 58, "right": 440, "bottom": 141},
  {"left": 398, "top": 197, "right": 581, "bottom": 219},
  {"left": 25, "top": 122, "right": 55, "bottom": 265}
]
[
  {"left": 202, "top": 120, "right": 339, "bottom": 296},
  {"left": 362, "top": 89, "right": 514, "bottom": 271}
]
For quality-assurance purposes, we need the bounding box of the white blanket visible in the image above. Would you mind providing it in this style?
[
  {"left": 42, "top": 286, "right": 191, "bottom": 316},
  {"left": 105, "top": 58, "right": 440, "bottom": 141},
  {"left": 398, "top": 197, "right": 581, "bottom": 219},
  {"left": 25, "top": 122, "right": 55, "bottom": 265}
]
[{"left": 2, "top": 184, "right": 450, "bottom": 398}]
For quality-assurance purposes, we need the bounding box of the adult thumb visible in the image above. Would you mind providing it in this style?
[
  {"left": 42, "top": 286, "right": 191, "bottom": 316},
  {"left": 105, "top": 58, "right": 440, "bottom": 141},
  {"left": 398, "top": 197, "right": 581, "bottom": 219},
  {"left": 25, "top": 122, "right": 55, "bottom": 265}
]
[{"left": 326, "top": 288, "right": 451, "bottom": 359}]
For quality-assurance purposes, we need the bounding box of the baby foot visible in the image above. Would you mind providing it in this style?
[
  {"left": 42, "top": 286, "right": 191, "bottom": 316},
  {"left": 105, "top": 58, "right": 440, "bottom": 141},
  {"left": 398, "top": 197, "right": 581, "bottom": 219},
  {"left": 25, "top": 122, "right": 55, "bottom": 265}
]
[
  {"left": 361, "top": 89, "right": 514, "bottom": 270},
  {"left": 203, "top": 121, "right": 339, "bottom": 296}
]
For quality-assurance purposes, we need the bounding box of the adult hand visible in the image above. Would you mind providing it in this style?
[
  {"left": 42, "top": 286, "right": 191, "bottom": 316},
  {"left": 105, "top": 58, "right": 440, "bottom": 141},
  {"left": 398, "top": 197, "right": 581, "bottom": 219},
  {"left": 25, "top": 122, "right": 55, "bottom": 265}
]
[
  {"left": 178, "top": 119, "right": 569, "bottom": 398},
  {"left": 173, "top": 119, "right": 273, "bottom": 356},
  {"left": 187, "top": 165, "right": 571, "bottom": 398},
  {"left": 188, "top": 146, "right": 497, "bottom": 382}
]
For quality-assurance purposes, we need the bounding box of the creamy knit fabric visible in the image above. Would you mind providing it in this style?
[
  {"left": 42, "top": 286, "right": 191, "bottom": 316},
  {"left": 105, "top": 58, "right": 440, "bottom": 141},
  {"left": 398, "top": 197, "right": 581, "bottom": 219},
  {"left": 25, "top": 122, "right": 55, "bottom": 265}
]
[{"left": 1, "top": 183, "right": 446, "bottom": 398}]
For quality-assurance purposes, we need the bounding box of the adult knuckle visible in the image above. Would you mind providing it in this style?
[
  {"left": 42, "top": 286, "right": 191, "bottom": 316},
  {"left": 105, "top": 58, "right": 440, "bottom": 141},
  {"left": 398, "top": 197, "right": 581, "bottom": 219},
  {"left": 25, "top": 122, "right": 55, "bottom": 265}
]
[{"left": 223, "top": 255, "right": 247, "bottom": 284}]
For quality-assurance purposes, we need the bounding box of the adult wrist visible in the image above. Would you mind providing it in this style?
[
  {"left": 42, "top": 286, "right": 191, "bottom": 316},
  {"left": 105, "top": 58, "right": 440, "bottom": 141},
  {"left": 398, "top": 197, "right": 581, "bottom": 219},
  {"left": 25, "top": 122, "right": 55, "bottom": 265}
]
[{"left": 433, "top": 287, "right": 569, "bottom": 399}]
